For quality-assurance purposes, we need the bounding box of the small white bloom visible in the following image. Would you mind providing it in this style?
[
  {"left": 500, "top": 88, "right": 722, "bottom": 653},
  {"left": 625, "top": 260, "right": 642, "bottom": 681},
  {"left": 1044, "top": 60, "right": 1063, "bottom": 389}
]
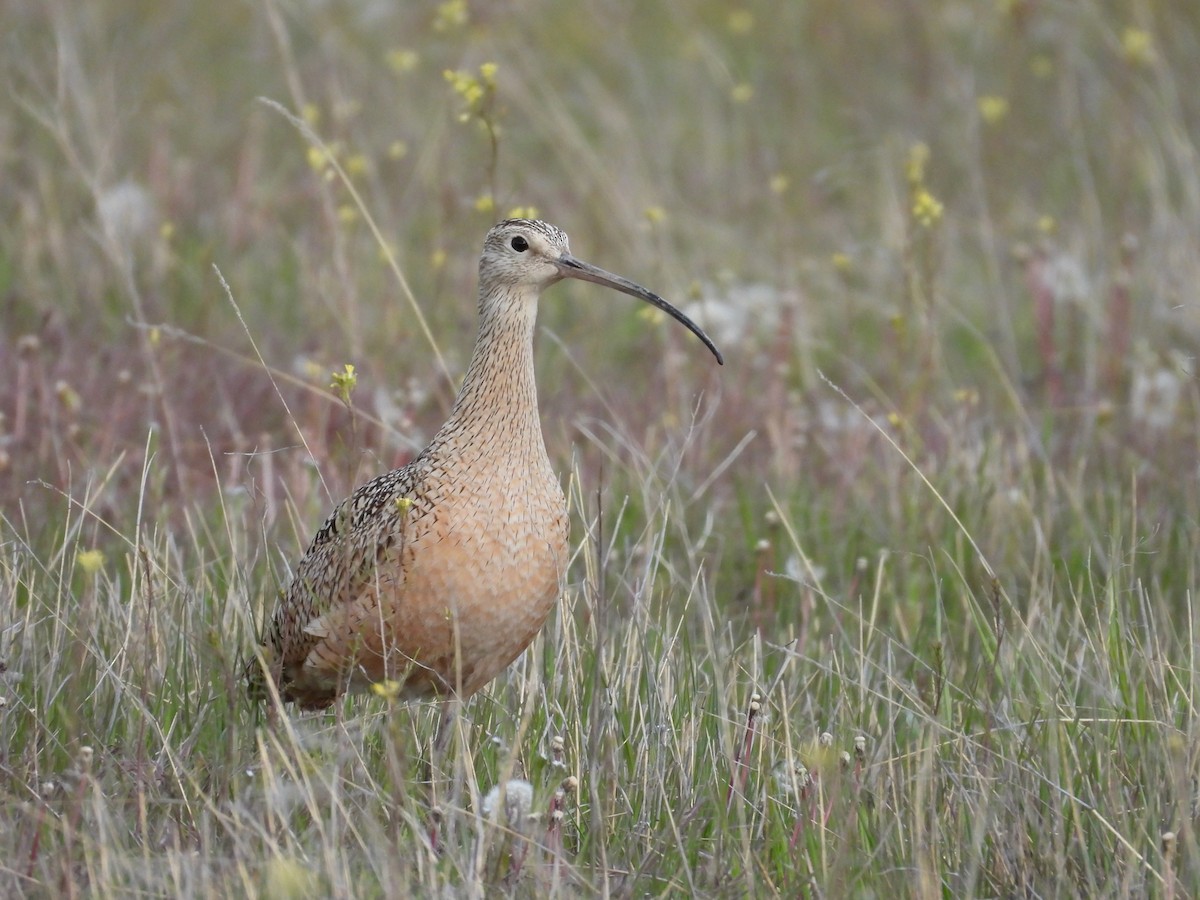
[
  {"left": 784, "top": 555, "right": 825, "bottom": 585},
  {"left": 97, "top": 180, "right": 156, "bottom": 252},
  {"left": 684, "top": 282, "right": 794, "bottom": 346},
  {"left": 481, "top": 779, "right": 534, "bottom": 828},
  {"left": 1042, "top": 252, "right": 1090, "bottom": 305},
  {"left": 1130, "top": 366, "right": 1182, "bottom": 432},
  {"left": 771, "top": 759, "right": 810, "bottom": 797}
]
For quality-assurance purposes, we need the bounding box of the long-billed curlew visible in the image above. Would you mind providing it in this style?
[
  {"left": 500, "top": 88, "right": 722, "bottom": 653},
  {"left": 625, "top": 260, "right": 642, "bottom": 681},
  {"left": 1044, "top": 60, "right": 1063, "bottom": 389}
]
[{"left": 246, "top": 218, "right": 722, "bottom": 710}]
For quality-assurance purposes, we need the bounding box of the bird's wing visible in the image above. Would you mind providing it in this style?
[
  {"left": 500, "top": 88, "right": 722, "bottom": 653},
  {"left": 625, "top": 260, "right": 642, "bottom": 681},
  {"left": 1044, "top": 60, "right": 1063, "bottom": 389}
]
[{"left": 262, "top": 465, "right": 425, "bottom": 680}]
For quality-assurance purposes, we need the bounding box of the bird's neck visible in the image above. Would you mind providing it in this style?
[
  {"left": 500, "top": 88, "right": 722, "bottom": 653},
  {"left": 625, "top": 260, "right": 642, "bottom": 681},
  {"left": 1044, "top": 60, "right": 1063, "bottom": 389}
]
[{"left": 432, "top": 291, "right": 547, "bottom": 463}]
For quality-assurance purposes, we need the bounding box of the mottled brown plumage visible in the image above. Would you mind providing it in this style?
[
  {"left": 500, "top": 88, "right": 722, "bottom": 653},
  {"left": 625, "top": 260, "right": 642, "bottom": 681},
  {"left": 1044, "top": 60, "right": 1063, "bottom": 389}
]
[{"left": 246, "top": 218, "right": 722, "bottom": 710}]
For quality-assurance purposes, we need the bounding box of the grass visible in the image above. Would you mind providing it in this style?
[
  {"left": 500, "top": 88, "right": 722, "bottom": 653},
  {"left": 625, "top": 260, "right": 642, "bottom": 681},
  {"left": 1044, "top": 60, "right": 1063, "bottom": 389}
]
[{"left": 3, "top": 0, "right": 1200, "bottom": 895}]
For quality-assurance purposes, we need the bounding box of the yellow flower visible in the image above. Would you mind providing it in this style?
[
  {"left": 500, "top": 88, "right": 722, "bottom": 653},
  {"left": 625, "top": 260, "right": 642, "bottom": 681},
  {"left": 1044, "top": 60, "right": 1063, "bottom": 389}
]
[
  {"left": 445, "top": 66, "right": 498, "bottom": 119},
  {"left": 727, "top": 9, "right": 754, "bottom": 34},
  {"left": 769, "top": 174, "right": 790, "bottom": 195},
  {"left": 444, "top": 69, "right": 478, "bottom": 103},
  {"left": 1030, "top": 55, "right": 1053, "bottom": 79},
  {"left": 507, "top": 206, "right": 538, "bottom": 220},
  {"left": 1121, "top": 27, "right": 1155, "bottom": 67},
  {"left": 56, "top": 380, "right": 81, "bottom": 413},
  {"left": 395, "top": 497, "right": 414, "bottom": 514},
  {"left": 371, "top": 679, "right": 403, "bottom": 700},
  {"left": 644, "top": 205, "right": 666, "bottom": 225},
  {"left": 912, "top": 188, "right": 944, "bottom": 227},
  {"left": 831, "top": 252, "right": 852, "bottom": 274},
  {"left": 977, "top": 95, "right": 1009, "bottom": 125},
  {"left": 638, "top": 306, "right": 666, "bottom": 325},
  {"left": 906, "top": 142, "right": 930, "bottom": 186},
  {"left": 386, "top": 48, "right": 419, "bottom": 74},
  {"left": 77, "top": 549, "right": 106, "bottom": 576},
  {"left": 336, "top": 205, "right": 358, "bottom": 225},
  {"left": 433, "top": 0, "right": 468, "bottom": 31},
  {"left": 430, "top": 248, "right": 448, "bottom": 270},
  {"left": 301, "top": 103, "right": 320, "bottom": 126},
  {"left": 387, "top": 140, "right": 408, "bottom": 160},
  {"left": 1037, "top": 214, "right": 1056, "bottom": 235},
  {"left": 330, "top": 364, "right": 357, "bottom": 403},
  {"left": 306, "top": 146, "right": 328, "bottom": 173},
  {"left": 345, "top": 153, "right": 368, "bottom": 177},
  {"left": 474, "top": 193, "right": 495, "bottom": 213},
  {"left": 730, "top": 83, "right": 754, "bottom": 104}
]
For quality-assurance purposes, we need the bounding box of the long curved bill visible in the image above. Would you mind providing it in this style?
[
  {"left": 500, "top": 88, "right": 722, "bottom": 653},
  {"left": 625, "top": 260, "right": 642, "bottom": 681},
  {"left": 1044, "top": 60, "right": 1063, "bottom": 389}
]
[{"left": 556, "top": 254, "right": 724, "bottom": 365}]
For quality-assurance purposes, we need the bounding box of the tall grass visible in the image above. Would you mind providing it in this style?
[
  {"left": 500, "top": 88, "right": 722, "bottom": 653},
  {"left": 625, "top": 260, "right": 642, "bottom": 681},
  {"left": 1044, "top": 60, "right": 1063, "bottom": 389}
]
[{"left": 2, "top": 0, "right": 1200, "bottom": 895}]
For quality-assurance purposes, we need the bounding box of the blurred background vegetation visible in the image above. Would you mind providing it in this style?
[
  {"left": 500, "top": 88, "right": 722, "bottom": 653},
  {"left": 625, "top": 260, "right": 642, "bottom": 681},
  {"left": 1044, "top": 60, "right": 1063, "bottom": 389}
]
[
  {"left": 3, "top": 0, "right": 1200, "bottom": 895},
  {"left": 6, "top": 0, "right": 1198, "bottom": 530}
]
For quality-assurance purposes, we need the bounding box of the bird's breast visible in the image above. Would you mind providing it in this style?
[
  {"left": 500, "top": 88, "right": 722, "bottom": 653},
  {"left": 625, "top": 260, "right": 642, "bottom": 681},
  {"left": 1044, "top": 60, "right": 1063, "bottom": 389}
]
[{"left": 384, "top": 451, "right": 568, "bottom": 695}]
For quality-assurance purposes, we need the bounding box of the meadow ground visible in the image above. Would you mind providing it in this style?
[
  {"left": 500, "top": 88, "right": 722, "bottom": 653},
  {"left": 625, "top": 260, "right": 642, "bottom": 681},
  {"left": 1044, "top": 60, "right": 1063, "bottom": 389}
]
[{"left": 2, "top": 0, "right": 1200, "bottom": 896}]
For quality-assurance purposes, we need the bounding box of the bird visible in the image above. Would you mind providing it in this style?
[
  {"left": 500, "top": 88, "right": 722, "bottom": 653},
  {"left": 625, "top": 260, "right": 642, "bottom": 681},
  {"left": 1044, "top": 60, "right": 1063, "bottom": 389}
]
[{"left": 246, "top": 218, "right": 723, "bottom": 710}]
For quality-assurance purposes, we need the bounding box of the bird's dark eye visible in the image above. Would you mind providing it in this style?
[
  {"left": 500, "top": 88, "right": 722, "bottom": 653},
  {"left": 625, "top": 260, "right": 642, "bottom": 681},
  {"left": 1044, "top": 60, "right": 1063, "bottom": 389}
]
[{"left": 510, "top": 235, "right": 529, "bottom": 252}]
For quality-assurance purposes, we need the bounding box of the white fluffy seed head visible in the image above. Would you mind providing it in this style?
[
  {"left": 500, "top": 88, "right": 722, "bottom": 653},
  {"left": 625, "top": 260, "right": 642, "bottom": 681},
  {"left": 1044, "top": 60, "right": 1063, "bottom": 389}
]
[{"left": 481, "top": 779, "right": 535, "bottom": 828}]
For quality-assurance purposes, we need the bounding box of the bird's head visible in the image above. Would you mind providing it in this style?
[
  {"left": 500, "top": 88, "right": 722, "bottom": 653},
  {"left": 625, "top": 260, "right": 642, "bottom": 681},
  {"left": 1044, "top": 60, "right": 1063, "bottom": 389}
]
[
  {"left": 477, "top": 218, "right": 723, "bottom": 365},
  {"left": 479, "top": 218, "right": 573, "bottom": 292}
]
